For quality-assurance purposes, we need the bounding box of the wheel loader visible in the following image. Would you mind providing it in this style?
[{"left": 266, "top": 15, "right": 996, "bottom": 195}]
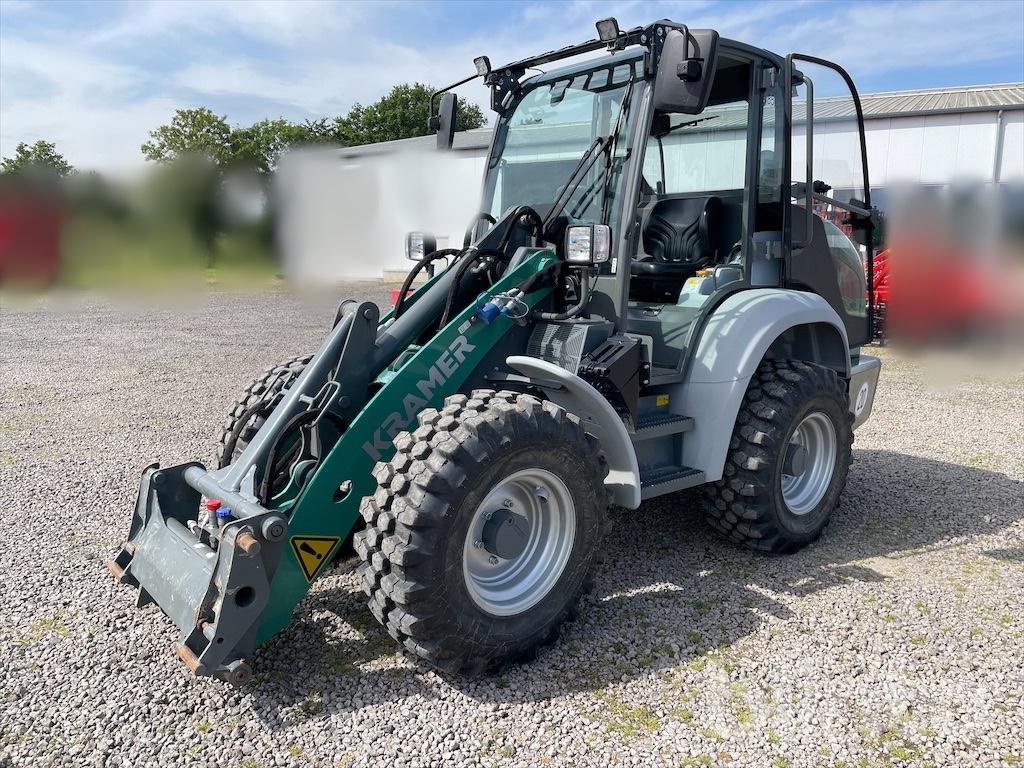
[{"left": 108, "top": 17, "right": 882, "bottom": 683}]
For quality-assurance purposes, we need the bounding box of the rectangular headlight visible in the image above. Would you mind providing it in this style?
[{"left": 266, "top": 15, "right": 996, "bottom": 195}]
[
  {"left": 565, "top": 224, "right": 611, "bottom": 264},
  {"left": 405, "top": 231, "right": 436, "bottom": 262}
]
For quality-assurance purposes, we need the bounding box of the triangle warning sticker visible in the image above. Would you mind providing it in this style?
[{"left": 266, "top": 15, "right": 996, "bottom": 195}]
[{"left": 290, "top": 535, "right": 340, "bottom": 581}]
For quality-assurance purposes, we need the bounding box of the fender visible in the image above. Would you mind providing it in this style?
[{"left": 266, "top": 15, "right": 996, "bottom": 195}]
[
  {"left": 672, "top": 289, "right": 851, "bottom": 483},
  {"left": 507, "top": 355, "right": 642, "bottom": 509}
]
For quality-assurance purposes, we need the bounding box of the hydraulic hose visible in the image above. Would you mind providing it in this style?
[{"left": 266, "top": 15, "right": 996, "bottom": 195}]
[
  {"left": 256, "top": 407, "right": 347, "bottom": 505},
  {"left": 393, "top": 248, "right": 460, "bottom": 319},
  {"left": 438, "top": 247, "right": 505, "bottom": 328},
  {"left": 496, "top": 206, "right": 543, "bottom": 251},
  {"left": 535, "top": 268, "right": 594, "bottom": 321}
]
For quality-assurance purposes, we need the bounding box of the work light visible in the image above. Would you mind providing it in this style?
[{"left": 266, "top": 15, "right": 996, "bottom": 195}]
[
  {"left": 565, "top": 224, "right": 611, "bottom": 264},
  {"left": 595, "top": 17, "right": 620, "bottom": 43},
  {"left": 405, "top": 231, "right": 437, "bottom": 262},
  {"left": 474, "top": 56, "right": 492, "bottom": 77}
]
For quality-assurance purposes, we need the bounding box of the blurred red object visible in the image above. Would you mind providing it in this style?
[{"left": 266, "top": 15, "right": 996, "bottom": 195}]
[
  {"left": 871, "top": 249, "right": 890, "bottom": 306},
  {"left": 887, "top": 237, "right": 1016, "bottom": 345},
  {"left": 389, "top": 288, "right": 413, "bottom": 307},
  {"left": 0, "top": 191, "right": 65, "bottom": 285}
]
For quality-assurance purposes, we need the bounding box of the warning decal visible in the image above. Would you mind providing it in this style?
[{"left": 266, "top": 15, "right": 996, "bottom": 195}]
[{"left": 290, "top": 535, "right": 341, "bottom": 581}]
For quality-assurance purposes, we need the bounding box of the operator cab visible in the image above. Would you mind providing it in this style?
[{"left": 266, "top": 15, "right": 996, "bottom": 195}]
[
  {"left": 448, "top": 18, "right": 876, "bottom": 384},
  {"left": 626, "top": 51, "right": 756, "bottom": 376}
]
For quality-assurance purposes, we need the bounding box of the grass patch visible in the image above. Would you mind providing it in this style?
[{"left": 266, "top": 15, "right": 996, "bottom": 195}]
[
  {"left": 183, "top": 745, "right": 203, "bottom": 761},
  {"left": 964, "top": 450, "right": 999, "bottom": 469},
  {"left": 14, "top": 615, "right": 71, "bottom": 646},
  {"left": 283, "top": 693, "right": 323, "bottom": 721},
  {"left": 696, "top": 726, "right": 724, "bottom": 742},
  {"left": 594, "top": 692, "right": 660, "bottom": 739},
  {"left": 670, "top": 707, "right": 695, "bottom": 724}
]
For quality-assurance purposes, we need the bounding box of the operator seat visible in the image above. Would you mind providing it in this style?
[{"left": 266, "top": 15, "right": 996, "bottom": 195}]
[{"left": 631, "top": 196, "right": 723, "bottom": 302}]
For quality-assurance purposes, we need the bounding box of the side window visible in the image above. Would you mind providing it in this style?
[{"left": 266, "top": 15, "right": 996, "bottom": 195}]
[
  {"left": 823, "top": 219, "right": 867, "bottom": 317},
  {"left": 790, "top": 63, "right": 868, "bottom": 244},
  {"left": 787, "top": 56, "right": 872, "bottom": 345},
  {"left": 643, "top": 99, "right": 751, "bottom": 195},
  {"left": 755, "top": 84, "right": 784, "bottom": 231}
]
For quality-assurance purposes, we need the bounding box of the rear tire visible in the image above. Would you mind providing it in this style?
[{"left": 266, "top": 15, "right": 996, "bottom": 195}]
[
  {"left": 354, "top": 389, "right": 609, "bottom": 674},
  {"left": 702, "top": 359, "right": 853, "bottom": 554},
  {"left": 216, "top": 354, "right": 311, "bottom": 468}
]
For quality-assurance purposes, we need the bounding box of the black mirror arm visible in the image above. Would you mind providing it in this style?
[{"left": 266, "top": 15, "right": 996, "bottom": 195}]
[{"left": 428, "top": 73, "right": 480, "bottom": 129}]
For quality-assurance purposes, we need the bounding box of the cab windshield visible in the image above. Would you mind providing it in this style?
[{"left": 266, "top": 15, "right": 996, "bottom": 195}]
[{"left": 482, "top": 56, "right": 642, "bottom": 237}]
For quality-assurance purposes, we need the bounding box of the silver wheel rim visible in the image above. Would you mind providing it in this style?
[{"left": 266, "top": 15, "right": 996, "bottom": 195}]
[
  {"left": 462, "top": 468, "right": 576, "bottom": 617},
  {"left": 780, "top": 411, "right": 837, "bottom": 515}
]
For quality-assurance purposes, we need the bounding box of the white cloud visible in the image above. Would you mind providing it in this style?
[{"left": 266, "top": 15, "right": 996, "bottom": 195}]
[{"left": 1, "top": 0, "right": 1020, "bottom": 171}]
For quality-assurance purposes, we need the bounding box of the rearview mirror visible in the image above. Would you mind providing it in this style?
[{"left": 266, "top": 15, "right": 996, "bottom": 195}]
[
  {"left": 433, "top": 93, "right": 457, "bottom": 151},
  {"left": 653, "top": 28, "right": 719, "bottom": 115}
]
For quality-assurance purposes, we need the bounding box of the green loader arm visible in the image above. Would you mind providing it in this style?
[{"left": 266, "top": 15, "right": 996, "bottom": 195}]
[
  {"left": 258, "top": 251, "right": 556, "bottom": 640},
  {"left": 107, "top": 250, "right": 556, "bottom": 681}
]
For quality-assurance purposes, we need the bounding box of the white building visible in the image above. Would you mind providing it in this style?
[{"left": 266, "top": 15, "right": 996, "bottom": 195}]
[{"left": 277, "top": 83, "right": 1023, "bottom": 282}]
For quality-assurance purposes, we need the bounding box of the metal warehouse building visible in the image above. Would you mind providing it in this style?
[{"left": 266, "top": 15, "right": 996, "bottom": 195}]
[{"left": 278, "top": 82, "right": 1024, "bottom": 281}]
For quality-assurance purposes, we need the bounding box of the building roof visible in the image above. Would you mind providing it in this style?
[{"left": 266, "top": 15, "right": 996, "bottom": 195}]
[
  {"left": 338, "top": 127, "right": 493, "bottom": 157},
  {"left": 337, "top": 82, "right": 1024, "bottom": 157},
  {"left": 857, "top": 82, "right": 1024, "bottom": 116}
]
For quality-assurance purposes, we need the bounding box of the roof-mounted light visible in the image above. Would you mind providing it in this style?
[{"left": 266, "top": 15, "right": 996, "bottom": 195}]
[
  {"left": 473, "top": 56, "right": 492, "bottom": 77},
  {"left": 595, "top": 17, "right": 620, "bottom": 44}
]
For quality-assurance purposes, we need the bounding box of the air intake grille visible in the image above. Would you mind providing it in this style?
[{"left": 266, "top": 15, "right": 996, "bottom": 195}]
[{"left": 527, "top": 322, "right": 590, "bottom": 373}]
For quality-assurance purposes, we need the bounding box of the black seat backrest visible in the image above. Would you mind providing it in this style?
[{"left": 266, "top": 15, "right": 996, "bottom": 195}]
[{"left": 642, "top": 196, "right": 723, "bottom": 267}]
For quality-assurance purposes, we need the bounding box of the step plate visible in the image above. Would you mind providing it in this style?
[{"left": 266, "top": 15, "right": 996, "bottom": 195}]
[
  {"left": 630, "top": 413, "right": 695, "bottom": 440},
  {"left": 639, "top": 465, "right": 705, "bottom": 499}
]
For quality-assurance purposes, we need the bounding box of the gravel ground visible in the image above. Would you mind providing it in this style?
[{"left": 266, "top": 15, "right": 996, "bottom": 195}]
[{"left": 2, "top": 286, "right": 1022, "bottom": 768}]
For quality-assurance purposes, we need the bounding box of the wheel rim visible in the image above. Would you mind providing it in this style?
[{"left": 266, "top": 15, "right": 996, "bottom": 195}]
[
  {"left": 462, "top": 468, "right": 576, "bottom": 617},
  {"left": 780, "top": 411, "right": 837, "bottom": 515}
]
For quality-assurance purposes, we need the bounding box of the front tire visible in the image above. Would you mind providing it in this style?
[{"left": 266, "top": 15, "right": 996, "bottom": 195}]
[
  {"left": 354, "top": 389, "right": 609, "bottom": 674},
  {"left": 216, "top": 354, "right": 311, "bottom": 468},
  {"left": 702, "top": 359, "right": 853, "bottom": 554}
]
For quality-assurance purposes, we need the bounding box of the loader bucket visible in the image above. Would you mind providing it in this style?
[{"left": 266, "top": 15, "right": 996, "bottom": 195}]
[{"left": 107, "top": 461, "right": 288, "bottom": 683}]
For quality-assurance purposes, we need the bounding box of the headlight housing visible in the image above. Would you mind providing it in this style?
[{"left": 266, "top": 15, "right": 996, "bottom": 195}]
[
  {"left": 565, "top": 224, "right": 611, "bottom": 264},
  {"left": 405, "top": 231, "right": 437, "bottom": 262}
]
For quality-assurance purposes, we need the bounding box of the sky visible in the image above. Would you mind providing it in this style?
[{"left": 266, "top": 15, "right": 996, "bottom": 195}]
[{"left": 2, "top": 0, "right": 1023, "bottom": 171}]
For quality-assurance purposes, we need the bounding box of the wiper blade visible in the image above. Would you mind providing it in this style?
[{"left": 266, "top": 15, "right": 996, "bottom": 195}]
[
  {"left": 543, "top": 74, "right": 637, "bottom": 231},
  {"left": 541, "top": 135, "right": 612, "bottom": 231},
  {"left": 654, "top": 114, "right": 719, "bottom": 138},
  {"left": 599, "top": 75, "right": 636, "bottom": 222}
]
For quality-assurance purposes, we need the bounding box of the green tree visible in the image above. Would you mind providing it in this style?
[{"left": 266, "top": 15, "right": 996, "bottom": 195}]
[
  {"left": 0, "top": 140, "right": 74, "bottom": 176},
  {"left": 229, "top": 118, "right": 340, "bottom": 175},
  {"left": 334, "top": 82, "right": 486, "bottom": 147},
  {"left": 230, "top": 118, "right": 307, "bottom": 175},
  {"left": 141, "top": 107, "right": 233, "bottom": 166}
]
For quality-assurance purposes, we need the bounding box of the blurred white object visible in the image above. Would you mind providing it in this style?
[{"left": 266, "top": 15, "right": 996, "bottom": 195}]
[{"left": 275, "top": 143, "right": 484, "bottom": 282}]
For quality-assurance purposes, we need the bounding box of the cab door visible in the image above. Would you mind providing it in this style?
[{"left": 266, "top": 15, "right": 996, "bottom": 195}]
[{"left": 784, "top": 54, "right": 874, "bottom": 347}]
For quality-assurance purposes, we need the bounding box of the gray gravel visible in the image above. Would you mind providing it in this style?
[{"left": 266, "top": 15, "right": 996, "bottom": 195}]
[{"left": 2, "top": 286, "right": 1022, "bottom": 768}]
